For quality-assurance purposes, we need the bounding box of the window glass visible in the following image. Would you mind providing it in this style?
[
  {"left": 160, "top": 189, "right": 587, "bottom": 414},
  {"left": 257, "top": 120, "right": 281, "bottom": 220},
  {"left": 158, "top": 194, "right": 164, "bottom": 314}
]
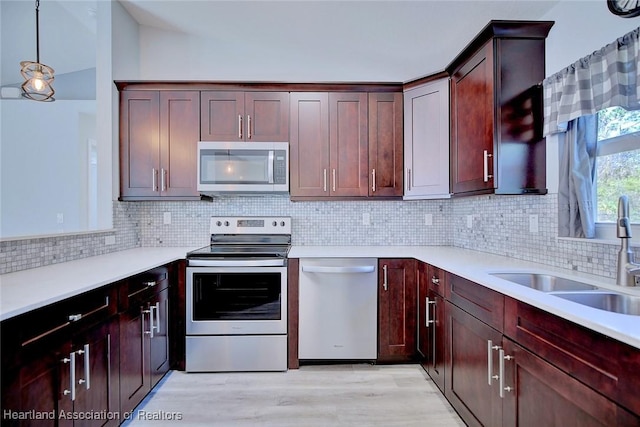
[{"left": 596, "top": 106, "right": 640, "bottom": 224}]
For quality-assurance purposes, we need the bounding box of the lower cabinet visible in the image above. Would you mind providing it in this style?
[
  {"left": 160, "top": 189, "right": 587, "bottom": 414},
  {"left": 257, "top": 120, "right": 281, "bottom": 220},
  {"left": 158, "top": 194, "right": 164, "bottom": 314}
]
[
  {"left": 378, "top": 258, "right": 416, "bottom": 362},
  {"left": 417, "top": 262, "right": 445, "bottom": 392},
  {"left": 119, "top": 267, "right": 171, "bottom": 416},
  {"left": 1, "top": 263, "right": 175, "bottom": 426}
]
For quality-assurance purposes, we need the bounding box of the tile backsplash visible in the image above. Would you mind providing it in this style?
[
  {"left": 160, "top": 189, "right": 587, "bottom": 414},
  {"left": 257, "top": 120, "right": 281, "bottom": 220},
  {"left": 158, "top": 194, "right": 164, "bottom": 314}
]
[{"left": 1, "top": 194, "right": 637, "bottom": 279}]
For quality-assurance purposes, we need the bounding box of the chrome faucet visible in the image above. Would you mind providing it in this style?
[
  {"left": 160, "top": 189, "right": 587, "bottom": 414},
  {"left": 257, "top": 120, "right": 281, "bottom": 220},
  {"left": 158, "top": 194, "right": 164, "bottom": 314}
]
[{"left": 616, "top": 195, "right": 640, "bottom": 287}]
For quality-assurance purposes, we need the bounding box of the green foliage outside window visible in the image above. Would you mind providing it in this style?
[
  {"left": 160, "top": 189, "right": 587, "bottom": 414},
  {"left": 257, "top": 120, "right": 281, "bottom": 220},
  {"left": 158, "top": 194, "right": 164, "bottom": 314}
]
[{"left": 596, "top": 107, "right": 640, "bottom": 223}]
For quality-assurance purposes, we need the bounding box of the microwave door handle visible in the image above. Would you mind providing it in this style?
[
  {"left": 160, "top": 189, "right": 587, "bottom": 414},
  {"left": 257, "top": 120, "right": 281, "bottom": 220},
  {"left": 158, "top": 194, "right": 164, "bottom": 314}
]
[{"left": 268, "top": 150, "right": 275, "bottom": 184}]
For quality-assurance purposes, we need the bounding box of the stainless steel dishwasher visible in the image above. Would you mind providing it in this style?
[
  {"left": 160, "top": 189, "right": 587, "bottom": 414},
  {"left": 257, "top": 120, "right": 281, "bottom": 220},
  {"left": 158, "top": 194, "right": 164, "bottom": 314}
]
[{"left": 298, "top": 258, "right": 378, "bottom": 360}]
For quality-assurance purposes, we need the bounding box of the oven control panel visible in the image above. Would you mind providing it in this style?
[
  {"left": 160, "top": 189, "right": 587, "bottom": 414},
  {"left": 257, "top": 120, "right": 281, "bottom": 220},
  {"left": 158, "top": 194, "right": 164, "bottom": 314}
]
[{"left": 209, "top": 216, "right": 291, "bottom": 234}]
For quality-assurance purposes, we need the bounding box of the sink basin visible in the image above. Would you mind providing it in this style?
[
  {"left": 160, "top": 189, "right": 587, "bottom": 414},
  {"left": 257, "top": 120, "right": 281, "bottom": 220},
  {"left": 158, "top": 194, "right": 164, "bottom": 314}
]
[
  {"left": 551, "top": 291, "right": 640, "bottom": 316},
  {"left": 491, "top": 273, "right": 598, "bottom": 292}
]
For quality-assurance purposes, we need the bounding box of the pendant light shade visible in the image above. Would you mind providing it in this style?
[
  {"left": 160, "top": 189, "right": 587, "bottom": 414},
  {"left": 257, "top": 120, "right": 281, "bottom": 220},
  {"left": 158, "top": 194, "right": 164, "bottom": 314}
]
[{"left": 21, "top": 0, "right": 55, "bottom": 102}]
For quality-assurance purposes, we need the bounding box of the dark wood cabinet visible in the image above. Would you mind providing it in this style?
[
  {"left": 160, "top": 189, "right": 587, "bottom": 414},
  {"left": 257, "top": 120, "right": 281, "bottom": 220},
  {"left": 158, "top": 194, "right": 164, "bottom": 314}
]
[
  {"left": 119, "top": 266, "right": 172, "bottom": 416},
  {"left": 417, "top": 262, "right": 446, "bottom": 392},
  {"left": 200, "top": 91, "right": 289, "bottom": 142},
  {"left": 1, "top": 286, "right": 119, "bottom": 427},
  {"left": 502, "top": 338, "right": 639, "bottom": 427},
  {"left": 378, "top": 259, "right": 416, "bottom": 362},
  {"left": 447, "top": 21, "right": 553, "bottom": 196},
  {"left": 119, "top": 90, "right": 200, "bottom": 200},
  {"left": 290, "top": 91, "right": 403, "bottom": 199},
  {"left": 368, "top": 92, "right": 403, "bottom": 197}
]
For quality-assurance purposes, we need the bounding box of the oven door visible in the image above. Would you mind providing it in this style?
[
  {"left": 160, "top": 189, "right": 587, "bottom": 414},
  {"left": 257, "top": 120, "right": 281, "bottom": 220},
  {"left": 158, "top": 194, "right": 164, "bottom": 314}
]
[{"left": 186, "top": 266, "right": 287, "bottom": 335}]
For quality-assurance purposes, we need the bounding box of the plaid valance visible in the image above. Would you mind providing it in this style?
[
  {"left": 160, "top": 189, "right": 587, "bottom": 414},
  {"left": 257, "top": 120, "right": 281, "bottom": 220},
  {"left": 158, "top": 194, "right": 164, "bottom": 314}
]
[{"left": 543, "top": 27, "right": 640, "bottom": 136}]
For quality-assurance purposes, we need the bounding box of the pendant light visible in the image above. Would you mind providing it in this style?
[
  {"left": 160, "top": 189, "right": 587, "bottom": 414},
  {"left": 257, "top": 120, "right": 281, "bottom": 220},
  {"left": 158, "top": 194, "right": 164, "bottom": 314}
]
[{"left": 20, "top": 0, "right": 55, "bottom": 102}]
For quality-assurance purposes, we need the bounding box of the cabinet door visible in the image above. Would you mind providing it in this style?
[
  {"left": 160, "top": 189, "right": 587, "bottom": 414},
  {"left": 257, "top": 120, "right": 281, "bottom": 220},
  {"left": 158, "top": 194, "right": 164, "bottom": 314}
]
[
  {"left": 150, "top": 287, "right": 170, "bottom": 386},
  {"left": 450, "top": 41, "right": 495, "bottom": 195},
  {"left": 445, "top": 301, "right": 502, "bottom": 427},
  {"left": 245, "top": 92, "right": 290, "bottom": 142},
  {"left": 119, "top": 305, "right": 150, "bottom": 415},
  {"left": 120, "top": 91, "right": 161, "bottom": 198},
  {"left": 416, "top": 262, "right": 429, "bottom": 363},
  {"left": 73, "top": 319, "right": 120, "bottom": 427},
  {"left": 368, "top": 92, "right": 403, "bottom": 197},
  {"left": 159, "top": 91, "right": 200, "bottom": 198},
  {"left": 403, "top": 79, "right": 450, "bottom": 199},
  {"left": 378, "top": 259, "right": 416, "bottom": 362},
  {"left": 329, "top": 92, "right": 369, "bottom": 196},
  {"left": 200, "top": 91, "right": 245, "bottom": 141},
  {"left": 428, "top": 289, "right": 446, "bottom": 393},
  {"left": 502, "top": 339, "right": 639, "bottom": 427},
  {"left": 289, "top": 92, "right": 330, "bottom": 197}
]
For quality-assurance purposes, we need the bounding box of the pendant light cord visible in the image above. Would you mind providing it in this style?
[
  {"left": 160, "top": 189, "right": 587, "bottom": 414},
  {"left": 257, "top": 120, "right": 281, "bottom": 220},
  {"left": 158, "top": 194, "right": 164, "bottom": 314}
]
[{"left": 35, "top": 0, "right": 40, "bottom": 63}]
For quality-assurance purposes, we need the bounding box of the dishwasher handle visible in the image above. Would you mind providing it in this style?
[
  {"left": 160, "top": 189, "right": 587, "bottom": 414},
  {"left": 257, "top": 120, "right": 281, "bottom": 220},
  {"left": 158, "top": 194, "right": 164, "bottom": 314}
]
[{"left": 301, "top": 265, "right": 375, "bottom": 274}]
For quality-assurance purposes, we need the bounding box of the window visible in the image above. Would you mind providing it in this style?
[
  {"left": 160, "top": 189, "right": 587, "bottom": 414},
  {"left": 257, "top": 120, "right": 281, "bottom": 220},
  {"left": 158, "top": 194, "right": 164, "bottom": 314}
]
[{"left": 595, "top": 106, "right": 640, "bottom": 239}]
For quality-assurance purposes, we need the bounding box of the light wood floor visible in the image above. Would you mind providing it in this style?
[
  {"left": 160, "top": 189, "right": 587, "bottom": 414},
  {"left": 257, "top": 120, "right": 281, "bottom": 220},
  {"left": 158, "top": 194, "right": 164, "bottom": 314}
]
[{"left": 123, "top": 364, "right": 466, "bottom": 426}]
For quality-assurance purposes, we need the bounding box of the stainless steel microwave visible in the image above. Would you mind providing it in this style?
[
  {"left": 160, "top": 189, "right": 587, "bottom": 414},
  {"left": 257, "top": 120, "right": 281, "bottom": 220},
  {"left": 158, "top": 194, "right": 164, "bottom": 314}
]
[{"left": 197, "top": 141, "right": 289, "bottom": 194}]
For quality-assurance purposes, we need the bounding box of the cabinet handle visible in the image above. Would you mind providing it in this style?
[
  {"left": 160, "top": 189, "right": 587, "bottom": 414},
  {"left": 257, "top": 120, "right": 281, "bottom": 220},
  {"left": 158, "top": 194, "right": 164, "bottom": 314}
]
[
  {"left": 152, "top": 168, "right": 158, "bottom": 191},
  {"left": 238, "top": 115, "right": 243, "bottom": 139},
  {"left": 483, "top": 150, "right": 493, "bottom": 182},
  {"left": 142, "top": 307, "right": 153, "bottom": 337},
  {"left": 332, "top": 169, "right": 336, "bottom": 192},
  {"left": 77, "top": 344, "right": 90, "bottom": 390},
  {"left": 148, "top": 305, "right": 156, "bottom": 338},
  {"left": 371, "top": 169, "right": 376, "bottom": 192},
  {"left": 406, "top": 169, "right": 412, "bottom": 191},
  {"left": 382, "top": 265, "right": 388, "bottom": 291},
  {"left": 62, "top": 352, "right": 76, "bottom": 401},
  {"left": 247, "top": 115, "right": 252, "bottom": 139},
  {"left": 323, "top": 169, "right": 328, "bottom": 192},
  {"left": 487, "top": 340, "right": 501, "bottom": 385},
  {"left": 499, "top": 348, "right": 514, "bottom": 398},
  {"left": 153, "top": 301, "right": 161, "bottom": 334},
  {"left": 425, "top": 297, "right": 436, "bottom": 327},
  {"left": 431, "top": 276, "right": 440, "bottom": 285},
  {"left": 68, "top": 314, "right": 82, "bottom": 322},
  {"left": 161, "top": 168, "right": 166, "bottom": 192},
  {"left": 144, "top": 281, "right": 157, "bottom": 288}
]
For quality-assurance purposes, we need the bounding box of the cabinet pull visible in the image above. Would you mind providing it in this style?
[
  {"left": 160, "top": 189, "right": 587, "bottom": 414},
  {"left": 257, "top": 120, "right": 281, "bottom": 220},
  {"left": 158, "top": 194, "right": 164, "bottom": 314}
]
[
  {"left": 406, "top": 168, "right": 412, "bottom": 191},
  {"left": 487, "top": 340, "right": 501, "bottom": 385},
  {"left": 323, "top": 169, "right": 328, "bottom": 192},
  {"left": 153, "top": 301, "right": 161, "bottom": 335},
  {"left": 499, "top": 348, "right": 514, "bottom": 398},
  {"left": 144, "top": 281, "right": 157, "bottom": 288},
  {"left": 152, "top": 168, "right": 158, "bottom": 191},
  {"left": 431, "top": 276, "right": 440, "bottom": 285},
  {"left": 371, "top": 169, "right": 376, "bottom": 192},
  {"left": 483, "top": 150, "right": 493, "bottom": 182},
  {"left": 332, "top": 169, "right": 336, "bottom": 192},
  {"left": 425, "top": 297, "right": 436, "bottom": 327},
  {"left": 161, "top": 168, "right": 167, "bottom": 192},
  {"left": 142, "top": 307, "right": 153, "bottom": 337},
  {"left": 238, "top": 115, "right": 243, "bottom": 139},
  {"left": 382, "top": 265, "right": 388, "bottom": 291},
  {"left": 247, "top": 115, "right": 252, "bottom": 139},
  {"left": 77, "top": 344, "right": 90, "bottom": 390},
  {"left": 62, "top": 352, "right": 76, "bottom": 401}
]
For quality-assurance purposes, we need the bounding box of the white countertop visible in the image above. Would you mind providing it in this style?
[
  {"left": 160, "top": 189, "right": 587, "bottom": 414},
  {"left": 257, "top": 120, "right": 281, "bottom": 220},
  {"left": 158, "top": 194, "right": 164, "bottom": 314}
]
[
  {"left": 290, "top": 246, "right": 640, "bottom": 350},
  {"left": 2, "top": 245, "right": 639, "bottom": 350},
  {"left": 0, "top": 247, "right": 195, "bottom": 321}
]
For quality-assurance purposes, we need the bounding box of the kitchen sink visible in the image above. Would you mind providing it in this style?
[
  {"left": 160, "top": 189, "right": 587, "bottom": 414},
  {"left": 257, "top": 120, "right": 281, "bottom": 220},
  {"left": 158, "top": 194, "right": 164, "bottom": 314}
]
[
  {"left": 551, "top": 291, "right": 640, "bottom": 316},
  {"left": 491, "top": 273, "right": 598, "bottom": 292}
]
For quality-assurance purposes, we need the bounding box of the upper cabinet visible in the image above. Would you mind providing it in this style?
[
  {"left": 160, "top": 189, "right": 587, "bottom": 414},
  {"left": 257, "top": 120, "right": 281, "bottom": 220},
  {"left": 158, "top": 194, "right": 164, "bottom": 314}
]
[
  {"left": 403, "top": 77, "right": 450, "bottom": 200},
  {"left": 200, "top": 91, "right": 289, "bottom": 142},
  {"left": 119, "top": 90, "right": 201, "bottom": 200},
  {"left": 289, "top": 90, "right": 403, "bottom": 200},
  {"left": 447, "top": 21, "right": 554, "bottom": 196}
]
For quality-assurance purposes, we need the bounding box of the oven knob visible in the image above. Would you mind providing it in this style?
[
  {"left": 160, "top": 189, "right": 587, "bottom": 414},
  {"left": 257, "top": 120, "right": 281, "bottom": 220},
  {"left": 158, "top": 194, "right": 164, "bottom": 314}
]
[
  {"left": 272, "top": 221, "right": 277, "bottom": 227},
  {"left": 280, "top": 221, "right": 286, "bottom": 227},
  {"left": 216, "top": 221, "right": 222, "bottom": 226},
  {"left": 224, "top": 221, "right": 230, "bottom": 226}
]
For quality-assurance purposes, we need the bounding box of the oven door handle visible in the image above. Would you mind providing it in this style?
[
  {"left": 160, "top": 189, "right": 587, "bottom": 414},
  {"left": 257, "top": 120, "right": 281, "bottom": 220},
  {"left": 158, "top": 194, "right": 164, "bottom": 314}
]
[
  {"left": 302, "top": 265, "right": 375, "bottom": 274},
  {"left": 188, "top": 259, "right": 286, "bottom": 267}
]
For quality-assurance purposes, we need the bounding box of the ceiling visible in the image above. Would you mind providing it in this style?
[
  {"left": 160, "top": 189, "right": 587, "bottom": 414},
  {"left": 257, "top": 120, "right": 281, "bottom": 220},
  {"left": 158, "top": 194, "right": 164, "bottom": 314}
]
[{"left": 117, "top": 0, "right": 562, "bottom": 82}]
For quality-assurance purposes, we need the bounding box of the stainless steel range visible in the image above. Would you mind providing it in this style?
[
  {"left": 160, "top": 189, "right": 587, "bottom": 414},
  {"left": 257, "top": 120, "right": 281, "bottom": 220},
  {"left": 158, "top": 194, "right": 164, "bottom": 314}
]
[{"left": 185, "top": 216, "right": 291, "bottom": 372}]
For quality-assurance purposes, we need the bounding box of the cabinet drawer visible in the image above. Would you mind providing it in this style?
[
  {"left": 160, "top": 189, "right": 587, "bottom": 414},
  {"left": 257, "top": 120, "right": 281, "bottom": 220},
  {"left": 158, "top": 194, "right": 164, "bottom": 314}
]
[
  {"left": 428, "top": 265, "right": 446, "bottom": 296},
  {"left": 504, "top": 297, "right": 640, "bottom": 416},
  {"left": 2, "top": 285, "right": 117, "bottom": 355},
  {"left": 119, "top": 265, "right": 170, "bottom": 310},
  {"left": 446, "top": 273, "right": 504, "bottom": 331}
]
